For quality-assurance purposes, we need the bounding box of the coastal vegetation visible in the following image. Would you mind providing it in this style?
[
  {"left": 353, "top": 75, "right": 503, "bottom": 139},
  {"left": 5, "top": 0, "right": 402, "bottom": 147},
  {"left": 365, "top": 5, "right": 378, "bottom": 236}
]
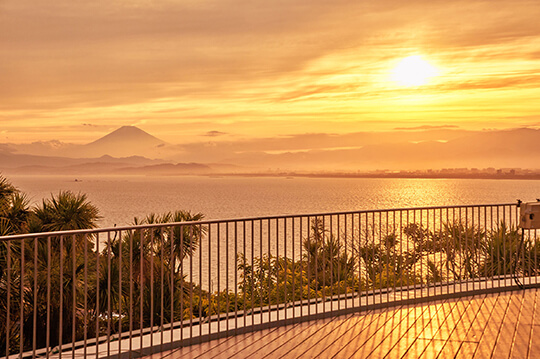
[{"left": 0, "top": 174, "right": 537, "bottom": 356}]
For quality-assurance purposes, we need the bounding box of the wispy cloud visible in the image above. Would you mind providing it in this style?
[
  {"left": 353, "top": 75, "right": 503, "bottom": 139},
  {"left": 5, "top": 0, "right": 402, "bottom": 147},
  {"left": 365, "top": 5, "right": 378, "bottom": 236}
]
[
  {"left": 203, "top": 131, "right": 228, "bottom": 137},
  {"left": 394, "top": 125, "right": 460, "bottom": 131},
  {"left": 1, "top": 0, "right": 540, "bottom": 143}
]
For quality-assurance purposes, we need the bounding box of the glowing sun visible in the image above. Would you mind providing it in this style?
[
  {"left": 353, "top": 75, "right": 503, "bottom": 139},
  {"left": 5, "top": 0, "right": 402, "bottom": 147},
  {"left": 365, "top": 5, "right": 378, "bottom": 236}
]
[{"left": 392, "top": 55, "right": 438, "bottom": 87}]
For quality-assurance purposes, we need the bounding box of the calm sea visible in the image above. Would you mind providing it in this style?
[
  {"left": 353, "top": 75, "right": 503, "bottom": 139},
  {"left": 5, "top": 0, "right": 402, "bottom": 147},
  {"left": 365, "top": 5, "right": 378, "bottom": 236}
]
[{"left": 9, "top": 175, "right": 540, "bottom": 229}]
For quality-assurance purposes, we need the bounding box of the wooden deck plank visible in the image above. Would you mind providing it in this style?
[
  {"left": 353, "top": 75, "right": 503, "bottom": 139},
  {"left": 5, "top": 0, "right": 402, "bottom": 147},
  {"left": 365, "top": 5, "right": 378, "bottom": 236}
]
[
  {"left": 287, "top": 310, "right": 387, "bottom": 358},
  {"left": 474, "top": 292, "right": 512, "bottom": 358},
  {"left": 257, "top": 314, "right": 360, "bottom": 359},
  {"left": 400, "top": 299, "right": 460, "bottom": 358},
  {"left": 294, "top": 312, "right": 374, "bottom": 358},
  {"left": 492, "top": 291, "right": 525, "bottom": 358},
  {"left": 209, "top": 324, "right": 298, "bottom": 359},
  {"left": 361, "top": 304, "right": 430, "bottom": 358},
  {"left": 461, "top": 293, "right": 497, "bottom": 343},
  {"left": 455, "top": 294, "right": 497, "bottom": 358},
  {"left": 383, "top": 303, "right": 445, "bottom": 358},
  {"left": 223, "top": 319, "right": 325, "bottom": 358},
  {"left": 433, "top": 295, "right": 484, "bottom": 358},
  {"left": 292, "top": 312, "right": 383, "bottom": 358},
  {"left": 382, "top": 305, "right": 437, "bottom": 358},
  {"left": 143, "top": 289, "right": 540, "bottom": 359},
  {"left": 527, "top": 289, "right": 540, "bottom": 359},
  {"left": 334, "top": 309, "right": 401, "bottom": 358},
  {"left": 510, "top": 289, "right": 537, "bottom": 359},
  {"left": 257, "top": 313, "right": 359, "bottom": 358},
  {"left": 414, "top": 299, "right": 467, "bottom": 358},
  {"left": 338, "top": 305, "right": 414, "bottom": 358},
  {"left": 178, "top": 329, "right": 277, "bottom": 359}
]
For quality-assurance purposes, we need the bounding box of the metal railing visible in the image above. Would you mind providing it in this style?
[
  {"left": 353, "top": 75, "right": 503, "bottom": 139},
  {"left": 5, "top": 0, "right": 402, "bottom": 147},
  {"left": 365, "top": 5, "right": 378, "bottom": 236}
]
[{"left": 1, "top": 203, "right": 539, "bottom": 358}]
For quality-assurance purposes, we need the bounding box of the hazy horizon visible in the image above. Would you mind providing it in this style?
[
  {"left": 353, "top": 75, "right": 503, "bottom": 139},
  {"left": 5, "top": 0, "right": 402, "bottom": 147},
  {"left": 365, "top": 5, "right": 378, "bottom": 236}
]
[{"left": 2, "top": 125, "right": 540, "bottom": 173}]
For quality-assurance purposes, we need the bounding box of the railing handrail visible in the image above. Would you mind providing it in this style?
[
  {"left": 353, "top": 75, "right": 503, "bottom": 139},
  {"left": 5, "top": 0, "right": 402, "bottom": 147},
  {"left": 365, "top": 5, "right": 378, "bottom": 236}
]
[{"left": 0, "top": 202, "right": 518, "bottom": 241}]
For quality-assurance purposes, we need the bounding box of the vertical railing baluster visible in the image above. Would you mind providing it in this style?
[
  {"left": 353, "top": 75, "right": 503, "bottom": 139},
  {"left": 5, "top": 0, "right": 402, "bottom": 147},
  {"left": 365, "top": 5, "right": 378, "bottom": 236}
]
[
  {"left": 216, "top": 223, "right": 220, "bottom": 336},
  {"left": 20, "top": 238, "right": 25, "bottom": 357},
  {"left": 259, "top": 219, "right": 263, "bottom": 326},
  {"left": 150, "top": 228, "right": 154, "bottom": 353},
  {"left": 419, "top": 209, "right": 423, "bottom": 295},
  {"left": 426, "top": 209, "right": 430, "bottom": 298},
  {"left": 284, "top": 217, "right": 288, "bottom": 321},
  {"left": 308, "top": 215, "right": 313, "bottom": 316},
  {"left": 234, "top": 221, "right": 238, "bottom": 333},
  {"left": 276, "top": 218, "right": 280, "bottom": 320},
  {"left": 96, "top": 232, "right": 100, "bottom": 359},
  {"left": 392, "top": 210, "right": 396, "bottom": 299},
  {"left": 242, "top": 220, "right": 246, "bottom": 329},
  {"left": 482, "top": 206, "right": 493, "bottom": 281},
  {"left": 128, "top": 230, "right": 133, "bottom": 358},
  {"left": 84, "top": 233, "right": 88, "bottom": 357},
  {"left": 171, "top": 226, "right": 176, "bottom": 344},
  {"left": 207, "top": 222, "right": 213, "bottom": 333},
  {"left": 118, "top": 229, "right": 123, "bottom": 356},
  {"left": 466, "top": 207, "right": 470, "bottom": 292},
  {"left": 72, "top": 234, "right": 76, "bottom": 359},
  {"left": 438, "top": 208, "right": 442, "bottom": 296},
  {"left": 107, "top": 231, "right": 112, "bottom": 357},
  {"left": 534, "top": 229, "right": 539, "bottom": 284},
  {"left": 198, "top": 224, "right": 203, "bottom": 343},
  {"left": 301, "top": 216, "right": 306, "bottom": 317},
  {"left": 378, "top": 211, "right": 382, "bottom": 300},
  {"left": 189, "top": 225, "right": 193, "bottom": 341},
  {"left": 322, "top": 215, "right": 326, "bottom": 309},
  {"left": 46, "top": 236, "right": 51, "bottom": 359},
  {"left": 250, "top": 220, "right": 254, "bottom": 330},
  {"left": 399, "top": 210, "right": 403, "bottom": 299},
  {"left": 160, "top": 228, "right": 164, "bottom": 350},
  {"left": 357, "top": 213, "right": 362, "bottom": 309},
  {"left": 139, "top": 229, "right": 144, "bottom": 349},
  {"left": 33, "top": 237, "right": 38, "bottom": 358},
  {"left": 292, "top": 217, "right": 296, "bottom": 318},
  {"left": 407, "top": 210, "right": 412, "bottom": 300},
  {"left": 225, "top": 223, "right": 229, "bottom": 335},
  {"left": 59, "top": 235, "right": 64, "bottom": 358},
  {"left": 6, "top": 240, "right": 10, "bottom": 359},
  {"left": 343, "top": 214, "right": 348, "bottom": 311},
  {"left": 267, "top": 218, "right": 271, "bottom": 323},
  {"left": 501, "top": 205, "right": 506, "bottom": 284},
  {"left": 169, "top": 226, "right": 174, "bottom": 343},
  {"left": 385, "top": 211, "right": 389, "bottom": 303}
]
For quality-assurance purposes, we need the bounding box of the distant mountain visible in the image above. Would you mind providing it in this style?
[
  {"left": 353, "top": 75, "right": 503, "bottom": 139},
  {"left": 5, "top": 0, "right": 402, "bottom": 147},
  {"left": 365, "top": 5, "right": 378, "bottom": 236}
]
[
  {"left": 82, "top": 126, "right": 167, "bottom": 158},
  {"left": 0, "top": 126, "right": 170, "bottom": 160}
]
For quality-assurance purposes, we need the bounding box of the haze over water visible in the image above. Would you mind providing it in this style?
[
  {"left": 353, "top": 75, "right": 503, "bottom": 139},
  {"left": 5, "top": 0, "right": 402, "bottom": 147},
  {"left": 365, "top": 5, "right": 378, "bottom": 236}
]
[{"left": 10, "top": 175, "right": 540, "bottom": 229}]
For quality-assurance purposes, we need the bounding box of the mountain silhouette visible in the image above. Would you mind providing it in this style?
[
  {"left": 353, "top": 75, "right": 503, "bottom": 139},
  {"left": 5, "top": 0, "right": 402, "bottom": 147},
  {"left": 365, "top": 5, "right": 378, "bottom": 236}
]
[{"left": 83, "top": 126, "right": 167, "bottom": 158}]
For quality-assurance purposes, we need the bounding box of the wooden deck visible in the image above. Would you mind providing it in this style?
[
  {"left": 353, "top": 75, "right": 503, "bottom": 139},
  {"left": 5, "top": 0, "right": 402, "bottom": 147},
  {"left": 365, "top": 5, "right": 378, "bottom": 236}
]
[{"left": 143, "top": 288, "right": 540, "bottom": 358}]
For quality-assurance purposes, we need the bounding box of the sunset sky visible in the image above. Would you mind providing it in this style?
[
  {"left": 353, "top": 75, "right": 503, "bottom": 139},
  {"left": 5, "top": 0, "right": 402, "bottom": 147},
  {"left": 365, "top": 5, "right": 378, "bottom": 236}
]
[{"left": 1, "top": 0, "right": 539, "bottom": 145}]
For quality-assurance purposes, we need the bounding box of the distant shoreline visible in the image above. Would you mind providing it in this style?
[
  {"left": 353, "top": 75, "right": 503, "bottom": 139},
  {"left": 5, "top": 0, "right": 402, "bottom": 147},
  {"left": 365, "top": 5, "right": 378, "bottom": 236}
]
[
  {"left": 218, "top": 172, "right": 540, "bottom": 181},
  {"left": 6, "top": 171, "right": 540, "bottom": 181}
]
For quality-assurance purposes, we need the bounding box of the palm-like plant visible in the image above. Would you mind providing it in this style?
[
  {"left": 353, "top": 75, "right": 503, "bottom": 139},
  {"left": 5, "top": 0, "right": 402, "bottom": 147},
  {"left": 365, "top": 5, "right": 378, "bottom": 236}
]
[
  {"left": 21, "top": 190, "right": 101, "bottom": 351},
  {"left": 480, "top": 222, "right": 521, "bottom": 277},
  {"left": 303, "top": 218, "right": 356, "bottom": 293},
  {"left": 438, "top": 222, "right": 485, "bottom": 280},
  {"left": 31, "top": 191, "right": 101, "bottom": 233},
  {"left": 102, "top": 210, "right": 207, "bottom": 330}
]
